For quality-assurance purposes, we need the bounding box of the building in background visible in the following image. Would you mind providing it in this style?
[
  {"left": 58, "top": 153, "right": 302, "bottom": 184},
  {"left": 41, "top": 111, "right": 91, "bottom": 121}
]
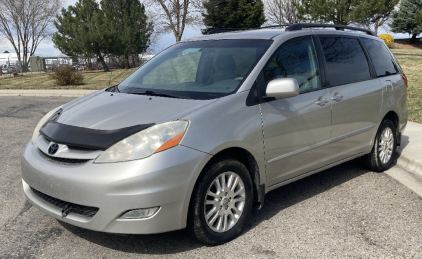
[{"left": 29, "top": 56, "right": 47, "bottom": 72}]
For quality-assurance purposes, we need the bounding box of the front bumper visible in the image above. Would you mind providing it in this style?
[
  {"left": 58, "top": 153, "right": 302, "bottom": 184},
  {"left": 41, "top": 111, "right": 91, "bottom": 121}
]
[{"left": 21, "top": 142, "right": 211, "bottom": 234}]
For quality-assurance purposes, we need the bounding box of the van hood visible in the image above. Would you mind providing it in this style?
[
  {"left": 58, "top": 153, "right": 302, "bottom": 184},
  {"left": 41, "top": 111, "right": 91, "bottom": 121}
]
[{"left": 57, "top": 91, "right": 217, "bottom": 130}]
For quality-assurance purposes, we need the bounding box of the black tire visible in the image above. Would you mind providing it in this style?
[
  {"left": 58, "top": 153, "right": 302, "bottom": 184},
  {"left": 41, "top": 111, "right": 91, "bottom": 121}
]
[
  {"left": 363, "top": 119, "right": 397, "bottom": 172},
  {"left": 187, "top": 157, "right": 253, "bottom": 245}
]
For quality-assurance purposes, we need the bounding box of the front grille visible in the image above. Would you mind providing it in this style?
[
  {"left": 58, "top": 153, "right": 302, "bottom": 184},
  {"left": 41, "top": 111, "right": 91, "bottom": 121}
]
[
  {"left": 67, "top": 145, "right": 98, "bottom": 152},
  {"left": 38, "top": 150, "right": 89, "bottom": 164},
  {"left": 42, "top": 136, "right": 98, "bottom": 152},
  {"left": 30, "top": 187, "right": 99, "bottom": 218}
]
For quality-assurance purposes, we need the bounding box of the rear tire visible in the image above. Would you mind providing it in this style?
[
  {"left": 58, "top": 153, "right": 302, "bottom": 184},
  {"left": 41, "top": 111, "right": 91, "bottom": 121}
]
[
  {"left": 363, "top": 119, "right": 397, "bottom": 172},
  {"left": 187, "top": 157, "right": 253, "bottom": 245}
]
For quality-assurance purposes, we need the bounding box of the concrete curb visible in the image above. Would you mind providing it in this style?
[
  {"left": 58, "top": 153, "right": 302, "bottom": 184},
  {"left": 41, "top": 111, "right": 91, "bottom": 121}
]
[
  {"left": 396, "top": 121, "right": 422, "bottom": 177},
  {"left": 396, "top": 151, "right": 422, "bottom": 176},
  {"left": 0, "top": 89, "right": 95, "bottom": 97}
]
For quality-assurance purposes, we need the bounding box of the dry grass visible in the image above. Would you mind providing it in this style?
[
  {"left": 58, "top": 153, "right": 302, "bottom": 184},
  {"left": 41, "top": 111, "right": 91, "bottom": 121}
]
[
  {"left": 394, "top": 55, "right": 422, "bottom": 123},
  {"left": 0, "top": 69, "right": 136, "bottom": 90},
  {"left": 392, "top": 49, "right": 422, "bottom": 55}
]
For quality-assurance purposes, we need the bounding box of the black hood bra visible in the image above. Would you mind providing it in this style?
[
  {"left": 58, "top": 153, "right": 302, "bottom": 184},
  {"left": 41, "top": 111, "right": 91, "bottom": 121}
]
[{"left": 39, "top": 121, "right": 155, "bottom": 151}]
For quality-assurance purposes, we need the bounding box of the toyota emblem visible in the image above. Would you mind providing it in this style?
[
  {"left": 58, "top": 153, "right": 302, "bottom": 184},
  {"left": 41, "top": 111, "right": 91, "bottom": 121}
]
[{"left": 48, "top": 143, "right": 59, "bottom": 155}]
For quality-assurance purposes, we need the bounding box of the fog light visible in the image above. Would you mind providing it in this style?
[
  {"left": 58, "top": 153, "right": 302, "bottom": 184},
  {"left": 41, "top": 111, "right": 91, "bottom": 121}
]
[{"left": 120, "top": 207, "right": 160, "bottom": 219}]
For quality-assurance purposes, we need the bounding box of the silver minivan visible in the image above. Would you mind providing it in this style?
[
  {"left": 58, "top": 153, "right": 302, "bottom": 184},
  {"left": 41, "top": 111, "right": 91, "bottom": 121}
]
[{"left": 21, "top": 23, "right": 408, "bottom": 245}]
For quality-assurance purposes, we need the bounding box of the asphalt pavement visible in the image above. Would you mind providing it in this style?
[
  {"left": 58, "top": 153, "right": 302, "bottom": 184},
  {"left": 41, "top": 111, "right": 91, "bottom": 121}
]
[{"left": 1, "top": 96, "right": 422, "bottom": 258}]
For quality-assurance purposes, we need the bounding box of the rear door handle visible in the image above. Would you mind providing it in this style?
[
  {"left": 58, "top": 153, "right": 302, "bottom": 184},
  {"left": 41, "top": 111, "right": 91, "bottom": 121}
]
[
  {"left": 331, "top": 92, "right": 343, "bottom": 102},
  {"left": 316, "top": 97, "right": 329, "bottom": 106}
]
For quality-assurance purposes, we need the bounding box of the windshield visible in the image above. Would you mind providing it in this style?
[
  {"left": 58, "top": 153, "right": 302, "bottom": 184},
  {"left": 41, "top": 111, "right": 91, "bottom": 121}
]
[{"left": 118, "top": 39, "right": 272, "bottom": 100}]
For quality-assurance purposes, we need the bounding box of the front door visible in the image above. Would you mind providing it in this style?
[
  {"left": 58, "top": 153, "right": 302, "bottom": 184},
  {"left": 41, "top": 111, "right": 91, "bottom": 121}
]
[{"left": 259, "top": 36, "right": 332, "bottom": 188}]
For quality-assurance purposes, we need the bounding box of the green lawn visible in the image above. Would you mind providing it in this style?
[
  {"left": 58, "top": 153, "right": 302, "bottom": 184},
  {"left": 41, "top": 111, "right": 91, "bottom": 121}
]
[{"left": 0, "top": 69, "right": 136, "bottom": 90}]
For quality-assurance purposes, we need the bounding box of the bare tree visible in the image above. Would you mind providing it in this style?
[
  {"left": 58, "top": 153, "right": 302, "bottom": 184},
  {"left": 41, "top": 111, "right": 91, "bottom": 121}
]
[
  {"left": 146, "top": 0, "right": 202, "bottom": 42},
  {"left": 0, "top": 0, "right": 62, "bottom": 72},
  {"left": 265, "top": 0, "right": 300, "bottom": 25}
]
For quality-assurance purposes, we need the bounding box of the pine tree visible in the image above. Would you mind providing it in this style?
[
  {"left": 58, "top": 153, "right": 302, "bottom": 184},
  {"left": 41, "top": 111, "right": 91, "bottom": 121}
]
[
  {"left": 417, "top": 12, "right": 422, "bottom": 29},
  {"left": 295, "top": 0, "right": 354, "bottom": 25},
  {"left": 53, "top": 0, "right": 111, "bottom": 71},
  {"left": 350, "top": 0, "right": 399, "bottom": 35},
  {"left": 390, "top": 0, "right": 422, "bottom": 43},
  {"left": 101, "top": 0, "right": 152, "bottom": 68},
  {"left": 202, "top": 0, "right": 266, "bottom": 34}
]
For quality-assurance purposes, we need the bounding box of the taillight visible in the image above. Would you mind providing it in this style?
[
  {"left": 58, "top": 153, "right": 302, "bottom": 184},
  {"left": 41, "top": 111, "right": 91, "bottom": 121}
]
[{"left": 401, "top": 73, "right": 408, "bottom": 88}]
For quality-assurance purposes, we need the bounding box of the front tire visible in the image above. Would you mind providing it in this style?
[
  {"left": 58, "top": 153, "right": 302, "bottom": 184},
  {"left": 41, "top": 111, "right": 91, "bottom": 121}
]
[
  {"left": 363, "top": 119, "right": 397, "bottom": 172},
  {"left": 187, "top": 158, "right": 253, "bottom": 245}
]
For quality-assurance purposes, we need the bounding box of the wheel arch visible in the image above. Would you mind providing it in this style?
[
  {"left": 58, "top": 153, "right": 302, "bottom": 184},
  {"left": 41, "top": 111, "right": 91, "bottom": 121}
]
[
  {"left": 381, "top": 110, "right": 400, "bottom": 145},
  {"left": 203, "top": 147, "right": 265, "bottom": 207},
  {"left": 184, "top": 144, "right": 266, "bottom": 227}
]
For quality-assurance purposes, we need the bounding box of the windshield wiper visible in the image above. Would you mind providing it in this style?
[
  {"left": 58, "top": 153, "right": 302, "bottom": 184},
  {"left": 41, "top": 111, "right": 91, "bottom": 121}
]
[{"left": 127, "top": 90, "right": 181, "bottom": 99}]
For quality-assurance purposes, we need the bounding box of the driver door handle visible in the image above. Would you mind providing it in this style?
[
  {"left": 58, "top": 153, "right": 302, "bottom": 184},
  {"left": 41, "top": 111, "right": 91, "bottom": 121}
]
[{"left": 316, "top": 97, "right": 329, "bottom": 106}]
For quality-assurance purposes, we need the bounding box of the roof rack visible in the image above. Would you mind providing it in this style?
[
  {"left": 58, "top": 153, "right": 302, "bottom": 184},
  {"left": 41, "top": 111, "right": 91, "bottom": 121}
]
[
  {"left": 207, "top": 25, "right": 289, "bottom": 35},
  {"left": 259, "top": 25, "right": 290, "bottom": 29},
  {"left": 285, "top": 23, "right": 377, "bottom": 36},
  {"left": 206, "top": 23, "right": 377, "bottom": 36},
  {"left": 207, "top": 28, "right": 250, "bottom": 35}
]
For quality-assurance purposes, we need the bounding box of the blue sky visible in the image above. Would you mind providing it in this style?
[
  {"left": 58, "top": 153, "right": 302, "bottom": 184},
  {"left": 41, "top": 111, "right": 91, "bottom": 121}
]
[{"left": 0, "top": 0, "right": 414, "bottom": 57}]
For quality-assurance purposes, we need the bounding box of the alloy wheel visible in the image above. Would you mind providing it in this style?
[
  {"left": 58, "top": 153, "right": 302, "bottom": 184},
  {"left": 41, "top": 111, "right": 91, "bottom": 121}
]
[
  {"left": 204, "top": 171, "right": 246, "bottom": 233},
  {"left": 378, "top": 127, "right": 394, "bottom": 164}
]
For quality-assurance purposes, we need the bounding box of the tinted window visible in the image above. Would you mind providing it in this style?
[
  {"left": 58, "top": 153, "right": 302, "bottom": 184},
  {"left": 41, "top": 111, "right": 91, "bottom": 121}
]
[
  {"left": 320, "top": 37, "right": 371, "bottom": 86},
  {"left": 263, "top": 37, "right": 320, "bottom": 93},
  {"left": 361, "top": 37, "right": 399, "bottom": 77}
]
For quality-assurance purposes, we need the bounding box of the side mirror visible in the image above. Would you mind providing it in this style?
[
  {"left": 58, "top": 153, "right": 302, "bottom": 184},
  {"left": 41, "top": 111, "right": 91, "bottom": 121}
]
[{"left": 266, "top": 78, "right": 299, "bottom": 99}]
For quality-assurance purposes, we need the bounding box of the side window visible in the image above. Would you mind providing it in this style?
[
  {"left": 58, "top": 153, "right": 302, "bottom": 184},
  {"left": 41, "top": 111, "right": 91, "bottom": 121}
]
[
  {"left": 360, "top": 37, "right": 399, "bottom": 77},
  {"left": 320, "top": 37, "right": 371, "bottom": 86},
  {"left": 263, "top": 37, "right": 320, "bottom": 93}
]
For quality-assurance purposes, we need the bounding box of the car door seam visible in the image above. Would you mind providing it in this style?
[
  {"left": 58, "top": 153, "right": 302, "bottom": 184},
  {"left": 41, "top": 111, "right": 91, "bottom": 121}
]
[{"left": 258, "top": 103, "right": 267, "bottom": 174}]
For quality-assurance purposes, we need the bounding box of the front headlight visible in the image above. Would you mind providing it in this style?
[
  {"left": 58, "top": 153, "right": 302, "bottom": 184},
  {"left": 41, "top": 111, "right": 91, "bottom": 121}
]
[
  {"left": 31, "top": 106, "right": 63, "bottom": 144},
  {"left": 94, "top": 120, "right": 189, "bottom": 163}
]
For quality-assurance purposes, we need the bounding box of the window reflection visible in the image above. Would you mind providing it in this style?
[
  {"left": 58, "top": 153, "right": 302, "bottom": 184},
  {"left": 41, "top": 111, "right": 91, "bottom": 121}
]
[
  {"left": 320, "top": 37, "right": 371, "bottom": 86},
  {"left": 263, "top": 38, "right": 320, "bottom": 93},
  {"left": 361, "top": 38, "right": 399, "bottom": 77}
]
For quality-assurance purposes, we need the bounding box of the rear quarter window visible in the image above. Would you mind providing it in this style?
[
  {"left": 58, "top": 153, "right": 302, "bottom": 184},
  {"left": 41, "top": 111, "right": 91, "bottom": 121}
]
[
  {"left": 360, "top": 37, "right": 400, "bottom": 77},
  {"left": 319, "top": 37, "right": 371, "bottom": 86}
]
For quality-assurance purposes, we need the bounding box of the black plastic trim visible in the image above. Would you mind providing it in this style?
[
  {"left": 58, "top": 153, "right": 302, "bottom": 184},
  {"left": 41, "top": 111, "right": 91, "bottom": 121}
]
[
  {"left": 40, "top": 121, "right": 154, "bottom": 151},
  {"left": 256, "top": 184, "right": 265, "bottom": 209},
  {"left": 246, "top": 81, "right": 260, "bottom": 106},
  {"left": 207, "top": 25, "right": 290, "bottom": 35},
  {"left": 207, "top": 28, "right": 250, "bottom": 34},
  {"left": 357, "top": 37, "right": 378, "bottom": 79},
  {"left": 30, "top": 187, "right": 99, "bottom": 218},
  {"left": 286, "top": 23, "right": 377, "bottom": 36},
  {"left": 312, "top": 35, "right": 329, "bottom": 88}
]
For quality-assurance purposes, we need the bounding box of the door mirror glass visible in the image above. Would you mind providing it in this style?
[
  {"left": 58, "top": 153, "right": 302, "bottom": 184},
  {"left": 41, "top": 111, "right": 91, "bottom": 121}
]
[{"left": 266, "top": 78, "right": 299, "bottom": 99}]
